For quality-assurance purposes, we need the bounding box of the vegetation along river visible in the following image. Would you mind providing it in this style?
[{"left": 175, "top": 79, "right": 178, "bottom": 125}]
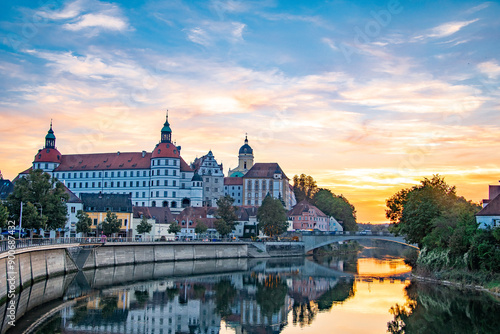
[{"left": 3, "top": 240, "right": 500, "bottom": 334}]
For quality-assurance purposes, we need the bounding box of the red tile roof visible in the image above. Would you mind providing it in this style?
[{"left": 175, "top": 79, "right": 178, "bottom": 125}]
[
  {"left": 133, "top": 206, "right": 175, "bottom": 223},
  {"left": 224, "top": 177, "right": 243, "bottom": 185},
  {"left": 151, "top": 142, "right": 181, "bottom": 159},
  {"left": 180, "top": 157, "right": 193, "bottom": 172},
  {"left": 34, "top": 148, "right": 62, "bottom": 163},
  {"left": 243, "top": 163, "right": 288, "bottom": 179},
  {"left": 476, "top": 194, "right": 500, "bottom": 216},
  {"left": 55, "top": 152, "right": 152, "bottom": 171},
  {"left": 288, "top": 199, "right": 327, "bottom": 217}
]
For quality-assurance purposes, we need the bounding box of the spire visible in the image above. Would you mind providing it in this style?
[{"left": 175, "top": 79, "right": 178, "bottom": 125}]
[
  {"left": 245, "top": 133, "right": 248, "bottom": 144},
  {"left": 161, "top": 110, "right": 172, "bottom": 143},
  {"left": 45, "top": 120, "right": 56, "bottom": 149}
]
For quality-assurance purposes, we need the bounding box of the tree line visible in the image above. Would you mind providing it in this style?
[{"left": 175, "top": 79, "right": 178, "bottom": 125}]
[{"left": 386, "top": 175, "right": 500, "bottom": 276}]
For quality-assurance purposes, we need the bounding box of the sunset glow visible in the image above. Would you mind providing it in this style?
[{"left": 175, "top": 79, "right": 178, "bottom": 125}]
[{"left": 1, "top": 0, "right": 499, "bottom": 223}]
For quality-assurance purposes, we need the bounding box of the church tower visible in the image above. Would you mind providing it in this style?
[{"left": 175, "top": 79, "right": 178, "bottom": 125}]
[
  {"left": 161, "top": 112, "right": 172, "bottom": 143},
  {"left": 229, "top": 135, "right": 254, "bottom": 177},
  {"left": 33, "top": 121, "right": 62, "bottom": 174}
]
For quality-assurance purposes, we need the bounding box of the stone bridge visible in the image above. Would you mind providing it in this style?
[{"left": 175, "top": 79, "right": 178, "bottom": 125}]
[{"left": 301, "top": 234, "right": 418, "bottom": 253}]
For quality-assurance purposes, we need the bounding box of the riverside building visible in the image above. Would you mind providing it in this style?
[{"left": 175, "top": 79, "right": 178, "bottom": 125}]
[{"left": 25, "top": 114, "right": 202, "bottom": 213}]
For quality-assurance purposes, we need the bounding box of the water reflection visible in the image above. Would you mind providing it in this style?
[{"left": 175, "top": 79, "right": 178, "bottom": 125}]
[
  {"left": 388, "top": 281, "right": 500, "bottom": 334},
  {"left": 3, "top": 243, "right": 500, "bottom": 334}
]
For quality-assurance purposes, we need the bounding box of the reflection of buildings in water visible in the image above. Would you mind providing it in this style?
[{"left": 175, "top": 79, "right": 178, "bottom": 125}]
[{"left": 61, "top": 281, "right": 222, "bottom": 334}]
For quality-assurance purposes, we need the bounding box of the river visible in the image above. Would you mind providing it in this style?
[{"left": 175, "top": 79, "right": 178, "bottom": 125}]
[{"left": 3, "top": 241, "right": 500, "bottom": 334}]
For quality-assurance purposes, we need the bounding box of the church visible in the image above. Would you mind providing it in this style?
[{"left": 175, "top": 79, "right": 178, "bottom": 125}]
[{"left": 24, "top": 114, "right": 203, "bottom": 212}]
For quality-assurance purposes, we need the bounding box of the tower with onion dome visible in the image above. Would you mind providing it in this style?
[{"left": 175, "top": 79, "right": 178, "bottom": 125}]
[
  {"left": 228, "top": 135, "right": 254, "bottom": 177},
  {"left": 32, "top": 121, "right": 62, "bottom": 175}
]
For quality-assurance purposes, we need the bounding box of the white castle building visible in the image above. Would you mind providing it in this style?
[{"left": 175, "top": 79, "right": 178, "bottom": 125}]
[{"left": 25, "top": 114, "right": 203, "bottom": 212}]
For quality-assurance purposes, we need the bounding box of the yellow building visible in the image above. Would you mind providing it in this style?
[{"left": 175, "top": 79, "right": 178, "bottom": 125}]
[{"left": 81, "top": 193, "right": 133, "bottom": 237}]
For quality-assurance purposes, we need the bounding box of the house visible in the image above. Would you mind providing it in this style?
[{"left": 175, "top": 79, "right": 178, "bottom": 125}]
[
  {"left": 62, "top": 184, "right": 83, "bottom": 238},
  {"left": 175, "top": 206, "right": 218, "bottom": 239},
  {"left": 234, "top": 206, "right": 259, "bottom": 238},
  {"left": 476, "top": 184, "right": 500, "bottom": 229},
  {"left": 288, "top": 200, "right": 329, "bottom": 231},
  {"left": 80, "top": 193, "right": 133, "bottom": 237},
  {"left": 132, "top": 206, "right": 176, "bottom": 240}
]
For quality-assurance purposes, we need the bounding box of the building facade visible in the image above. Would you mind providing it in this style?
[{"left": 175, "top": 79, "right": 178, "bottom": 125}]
[
  {"left": 288, "top": 199, "right": 329, "bottom": 231},
  {"left": 191, "top": 151, "right": 224, "bottom": 207},
  {"left": 476, "top": 184, "right": 500, "bottom": 229},
  {"left": 28, "top": 115, "right": 203, "bottom": 213},
  {"left": 242, "top": 163, "right": 292, "bottom": 210},
  {"left": 224, "top": 177, "right": 243, "bottom": 205}
]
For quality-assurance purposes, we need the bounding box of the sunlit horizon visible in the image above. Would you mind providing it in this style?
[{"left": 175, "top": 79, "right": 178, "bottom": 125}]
[{"left": 1, "top": 0, "right": 499, "bottom": 224}]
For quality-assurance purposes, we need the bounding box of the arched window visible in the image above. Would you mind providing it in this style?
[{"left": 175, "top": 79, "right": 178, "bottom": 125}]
[
  {"left": 151, "top": 201, "right": 156, "bottom": 207},
  {"left": 171, "top": 201, "right": 177, "bottom": 208},
  {"left": 162, "top": 201, "right": 168, "bottom": 207}
]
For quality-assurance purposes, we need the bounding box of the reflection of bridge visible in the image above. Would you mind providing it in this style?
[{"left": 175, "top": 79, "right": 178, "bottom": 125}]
[{"left": 301, "top": 234, "right": 418, "bottom": 253}]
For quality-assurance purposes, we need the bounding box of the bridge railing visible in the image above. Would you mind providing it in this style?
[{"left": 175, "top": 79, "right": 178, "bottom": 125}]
[{"left": 299, "top": 231, "right": 395, "bottom": 237}]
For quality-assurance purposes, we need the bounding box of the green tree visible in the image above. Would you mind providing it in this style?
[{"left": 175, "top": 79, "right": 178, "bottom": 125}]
[
  {"left": 215, "top": 195, "right": 238, "bottom": 238},
  {"left": 6, "top": 169, "right": 69, "bottom": 231},
  {"left": 136, "top": 215, "right": 152, "bottom": 235},
  {"left": 101, "top": 211, "right": 121, "bottom": 236},
  {"left": 195, "top": 220, "right": 208, "bottom": 236},
  {"left": 313, "top": 189, "right": 357, "bottom": 231},
  {"left": 293, "top": 174, "right": 318, "bottom": 203},
  {"left": 386, "top": 175, "right": 480, "bottom": 249},
  {"left": 168, "top": 221, "right": 181, "bottom": 235},
  {"left": 76, "top": 210, "right": 92, "bottom": 236},
  {"left": 0, "top": 204, "right": 8, "bottom": 229},
  {"left": 214, "top": 279, "right": 237, "bottom": 318},
  {"left": 257, "top": 195, "right": 288, "bottom": 237}
]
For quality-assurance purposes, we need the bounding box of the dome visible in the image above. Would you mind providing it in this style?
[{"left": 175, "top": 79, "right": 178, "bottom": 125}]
[
  {"left": 45, "top": 128, "right": 55, "bottom": 140},
  {"left": 238, "top": 136, "right": 253, "bottom": 155},
  {"left": 151, "top": 142, "right": 180, "bottom": 158},
  {"left": 34, "top": 148, "right": 62, "bottom": 163}
]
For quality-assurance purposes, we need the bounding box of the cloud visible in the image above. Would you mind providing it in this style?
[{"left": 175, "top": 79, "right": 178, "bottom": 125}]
[
  {"left": 477, "top": 60, "right": 500, "bottom": 79},
  {"left": 185, "top": 21, "right": 246, "bottom": 46},
  {"left": 413, "top": 19, "right": 479, "bottom": 41},
  {"left": 64, "top": 13, "right": 128, "bottom": 31},
  {"left": 37, "top": 0, "right": 84, "bottom": 20}
]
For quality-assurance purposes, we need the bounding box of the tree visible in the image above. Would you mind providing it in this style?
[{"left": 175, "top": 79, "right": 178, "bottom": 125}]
[
  {"left": 257, "top": 195, "right": 288, "bottom": 237},
  {"left": 76, "top": 210, "right": 92, "bottom": 236},
  {"left": 293, "top": 174, "right": 318, "bottom": 203},
  {"left": 168, "top": 221, "right": 181, "bottom": 235},
  {"left": 0, "top": 204, "right": 8, "bottom": 229},
  {"left": 215, "top": 195, "right": 238, "bottom": 238},
  {"left": 313, "top": 189, "right": 357, "bottom": 231},
  {"left": 386, "top": 175, "right": 480, "bottom": 249},
  {"left": 101, "top": 211, "right": 121, "bottom": 236},
  {"left": 195, "top": 220, "right": 208, "bottom": 236},
  {"left": 6, "top": 169, "right": 68, "bottom": 231},
  {"left": 136, "top": 215, "right": 152, "bottom": 235}
]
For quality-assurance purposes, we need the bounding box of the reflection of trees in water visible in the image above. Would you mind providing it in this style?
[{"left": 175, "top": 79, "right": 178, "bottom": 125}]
[
  {"left": 316, "top": 279, "right": 355, "bottom": 311},
  {"left": 34, "top": 315, "right": 62, "bottom": 334},
  {"left": 165, "top": 287, "right": 178, "bottom": 301},
  {"left": 134, "top": 290, "right": 149, "bottom": 305},
  {"left": 293, "top": 301, "right": 318, "bottom": 327},
  {"left": 100, "top": 296, "right": 119, "bottom": 318},
  {"left": 388, "top": 281, "right": 500, "bottom": 334},
  {"left": 255, "top": 275, "right": 288, "bottom": 319},
  {"left": 313, "top": 253, "right": 359, "bottom": 273},
  {"left": 215, "top": 279, "right": 237, "bottom": 318}
]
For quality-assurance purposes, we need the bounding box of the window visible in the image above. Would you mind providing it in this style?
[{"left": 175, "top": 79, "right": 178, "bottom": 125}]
[
  {"left": 79, "top": 182, "right": 82, "bottom": 188},
  {"left": 165, "top": 169, "right": 168, "bottom": 176},
  {"left": 111, "top": 182, "right": 114, "bottom": 187},
  {"left": 124, "top": 219, "right": 128, "bottom": 227},
  {"left": 142, "top": 192, "right": 145, "bottom": 198},
  {"left": 173, "top": 191, "right": 176, "bottom": 197},
  {"left": 164, "top": 180, "right": 168, "bottom": 186},
  {"left": 92, "top": 182, "right": 95, "bottom": 188},
  {"left": 156, "top": 180, "right": 159, "bottom": 186},
  {"left": 173, "top": 170, "right": 176, "bottom": 176},
  {"left": 111, "top": 171, "right": 114, "bottom": 177},
  {"left": 117, "top": 171, "right": 120, "bottom": 177},
  {"left": 124, "top": 171, "right": 127, "bottom": 177},
  {"left": 86, "top": 172, "right": 89, "bottom": 178},
  {"left": 68, "top": 173, "right": 71, "bottom": 179},
  {"left": 93, "top": 219, "right": 97, "bottom": 225},
  {"left": 85, "top": 182, "right": 88, "bottom": 188},
  {"left": 130, "top": 181, "right": 133, "bottom": 187},
  {"left": 71, "top": 207, "right": 76, "bottom": 213},
  {"left": 164, "top": 191, "right": 168, "bottom": 197},
  {"left": 173, "top": 180, "right": 176, "bottom": 186},
  {"left": 98, "top": 182, "right": 101, "bottom": 187},
  {"left": 104, "top": 182, "right": 107, "bottom": 187},
  {"left": 182, "top": 173, "right": 185, "bottom": 178},
  {"left": 143, "top": 181, "right": 146, "bottom": 187},
  {"left": 62, "top": 173, "right": 65, "bottom": 178},
  {"left": 143, "top": 171, "right": 147, "bottom": 177},
  {"left": 206, "top": 187, "right": 209, "bottom": 191},
  {"left": 80, "top": 172, "right": 83, "bottom": 178},
  {"left": 105, "top": 172, "right": 108, "bottom": 177},
  {"left": 156, "top": 191, "right": 159, "bottom": 197},
  {"left": 99, "top": 172, "right": 102, "bottom": 177},
  {"left": 215, "top": 178, "right": 219, "bottom": 183}
]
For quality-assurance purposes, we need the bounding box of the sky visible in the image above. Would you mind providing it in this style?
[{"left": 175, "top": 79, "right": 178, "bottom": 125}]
[{"left": 1, "top": 0, "right": 499, "bottom": 224}]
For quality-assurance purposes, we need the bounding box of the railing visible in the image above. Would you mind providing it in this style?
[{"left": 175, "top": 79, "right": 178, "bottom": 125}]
[{"left": 0, "top": 236, "right": 244, "bottom": 254}]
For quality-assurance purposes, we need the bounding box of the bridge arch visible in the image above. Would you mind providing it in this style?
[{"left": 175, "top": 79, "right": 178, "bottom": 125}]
[{"left": 302, "top": 234, "right": 418, "bottom": 253}]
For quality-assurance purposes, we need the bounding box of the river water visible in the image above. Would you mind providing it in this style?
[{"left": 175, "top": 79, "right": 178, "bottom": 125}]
[{"left": 3, "top": 241, "right": 500, "bottom": 334}]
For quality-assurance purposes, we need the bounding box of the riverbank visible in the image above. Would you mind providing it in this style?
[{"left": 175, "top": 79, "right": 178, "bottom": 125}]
[{"left": 411, "top": 269, "right": 500, "bottom": 297}]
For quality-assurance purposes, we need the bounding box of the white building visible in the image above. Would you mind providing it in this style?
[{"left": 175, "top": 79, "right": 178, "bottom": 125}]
[
  {"left": 476, "top": 184, "right": 500, "bottom": 229},
  {"left": 25, "top": 115, "right": 203, "bottom": 213},
  {"left": 224, "top": 177, "right": 243, "bottom": 205},
  {"left": 191, "top": 150, "right": 225, "bottom": 207}
]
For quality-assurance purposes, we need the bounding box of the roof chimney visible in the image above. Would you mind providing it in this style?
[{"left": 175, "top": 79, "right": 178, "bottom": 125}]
[{"left": 142, "top": 151, "right": 146, "bottom": 158}]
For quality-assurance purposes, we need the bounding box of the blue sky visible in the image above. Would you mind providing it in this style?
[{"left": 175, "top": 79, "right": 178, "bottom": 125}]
[{"left": 1, "top": 0, "right": 499, "bottom": 223}]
